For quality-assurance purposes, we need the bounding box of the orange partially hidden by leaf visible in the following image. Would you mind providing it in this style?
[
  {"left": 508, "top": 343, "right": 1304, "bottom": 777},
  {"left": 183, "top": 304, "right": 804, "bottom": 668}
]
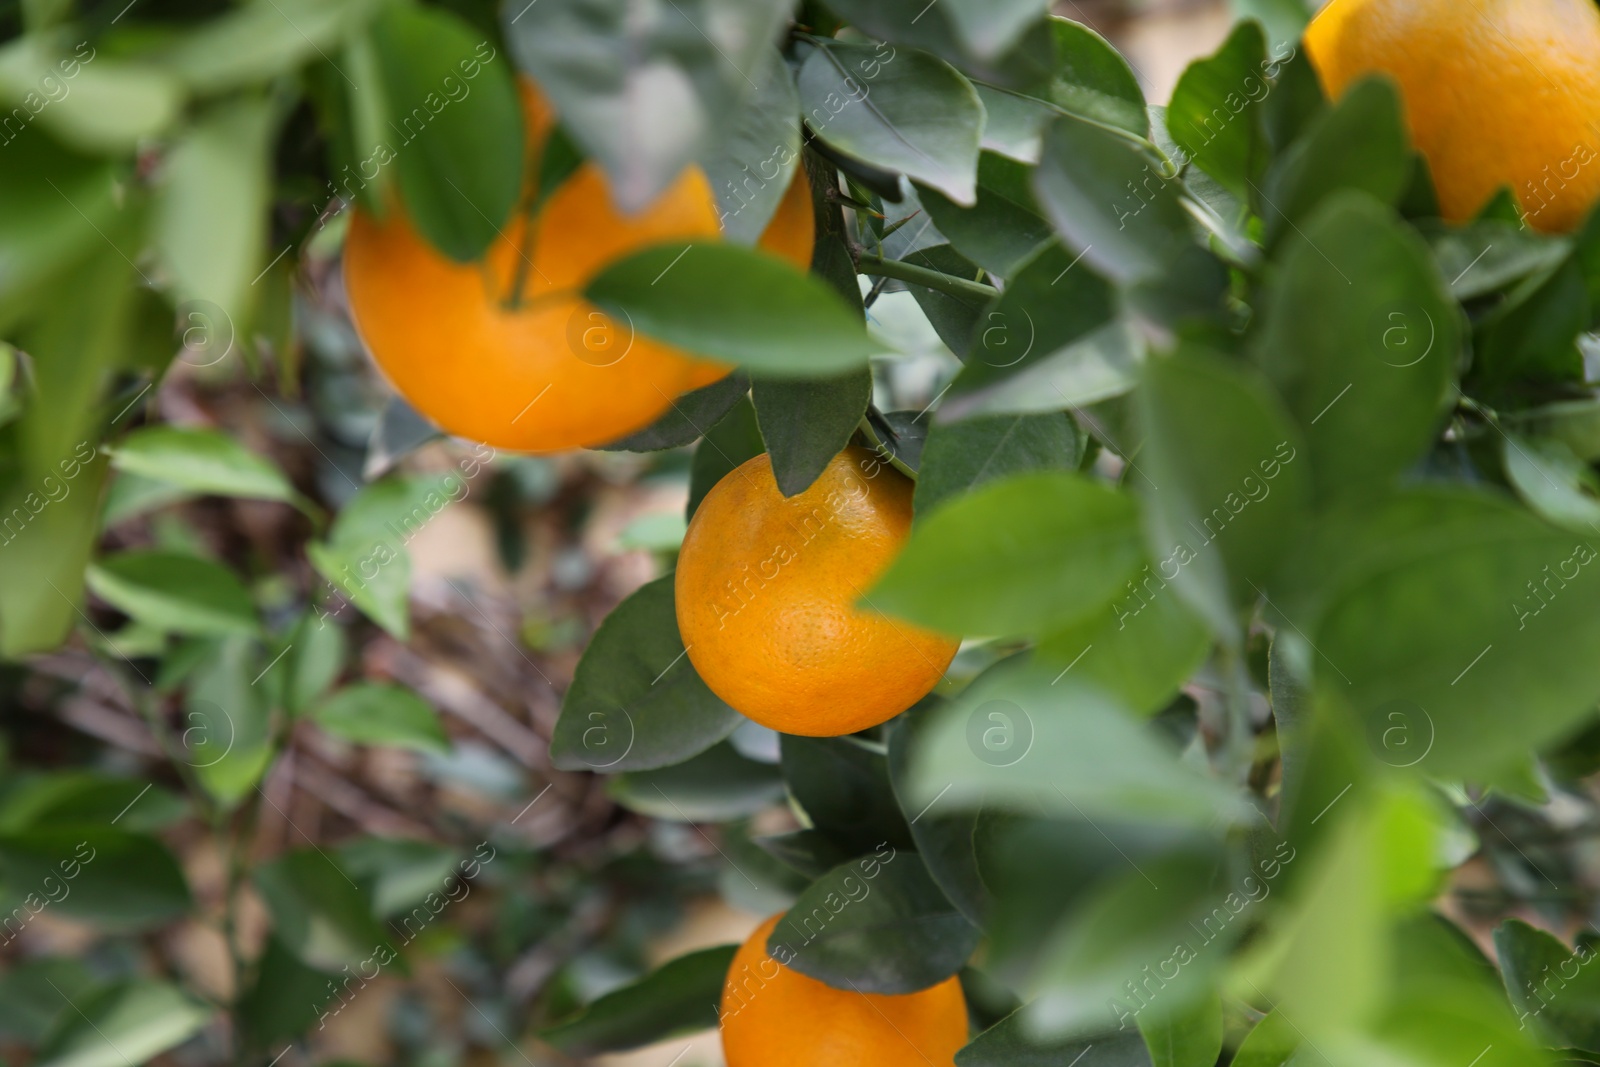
[
  {"left": 720, "top": 914, "right": 968, "bottom": 1067},
  {"left": 1305, "top": 0, "right": 1600, "bottom": 232},
  {"left": 675, "top": 446, "right": 958, "bottom": 737},
  {"left": 343, "top": 80, "right": 814, "bottom": 452}
]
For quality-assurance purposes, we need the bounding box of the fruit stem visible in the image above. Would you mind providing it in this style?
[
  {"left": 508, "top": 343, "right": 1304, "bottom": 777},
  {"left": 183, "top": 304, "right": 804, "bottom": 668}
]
[
  {"left": 855, "top": 253, "right": 997, "bottom": 303},
  {"left": 502, "top": 198, "right": 543, "bottom": 311}
]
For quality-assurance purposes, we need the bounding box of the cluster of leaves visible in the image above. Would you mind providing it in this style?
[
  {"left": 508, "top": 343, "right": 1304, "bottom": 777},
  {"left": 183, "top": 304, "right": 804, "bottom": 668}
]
[{"left": 10, "top": 0, "right": 1600, "bottom": 1064}]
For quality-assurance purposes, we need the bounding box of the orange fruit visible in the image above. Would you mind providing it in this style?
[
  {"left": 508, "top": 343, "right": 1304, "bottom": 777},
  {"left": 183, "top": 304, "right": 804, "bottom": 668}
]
[
  {"left": 343, "top": 81, "right": 813, "bottom": 451},
  {"left": 720, "top": 914, "right": 968, "bottom": 1067},
  {"left": 675, "top": 446, "right": 959, "bottom": 737},
  {"left": 1305, "top": 0, "right": 1600, "bottom": 232}
]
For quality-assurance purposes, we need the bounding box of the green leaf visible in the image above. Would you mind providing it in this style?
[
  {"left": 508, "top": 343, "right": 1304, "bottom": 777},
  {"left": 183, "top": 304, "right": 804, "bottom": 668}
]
[
  {"left": 507, "top": 0, "right": 792, "bottom": 211},
  {"left": 86, "top": 551, "right": 258, "bottom": 637},
  {"left": 771, "top": 849, "right": 979, "bottom": 994},
  {"left": 1034, "top": 116, "right": 1191, "bottom": 285},
  {"left": 108, "top": 427, "right": 295, "bottom": 503},
  {"left": 1472, "top": 257, "right": 1589, "bottom": 394},
  {"left": 687, "top": 396, "right": 765, "bottom": 518},
  {"left": 185, "top": 636, "right": 275, "bottom": 807},
  {"left": 0, "top": 452, "right": 108, "bottom": 658},
  {"left": 1504, "top": 435, "right": 1600, "bottom": 534},
  {"left": 553, "top": 576, "right": 741, "bottom": 773},
  {"left": 0, "top": 958, "right": 96, "bottom": 1043},
  {"left": 752, "top": 370, "right": 873, "bottom": 497},
  {"left": 0, "top": 828, "right": 191, "bottom": 929},
  {"left": 798, "top": 40, "right": 984, "bottom": 205},
  {"left": 973, "top": 84, "right": 1053, "bottom": 163},
  {"left": 1306, "top": 488, "right": 1600, "bottom": 778},
  {"left": 237, "top": 936, "right": 337, "bottom": 1049},
  {"left": 886, "top": 713, "right": 990, "bottom": 927},
  {"left": 1139, "top": 991, "right": 1223, "bottom": 1067},
  {"left": 915, "top": 412, "right": 1079, "bottom": 519},
  {"left": 902, "top": 244, "right": 989, "bottom": 358},
  {"left": 33, "top": 981, "right": 211, "bottom": 1067},
  {"left": 598, "top": 374, "right": 750, "bottom": 453},
  {"left": 313, "top": 683, "right": 449, "bottom": 755},
  {"left": 1035, "top": 580, "right": 1212, "bottom": 716},
  {"left": 153, "top": 97, "right": 275, "bottom": 326},
  {"left": 781, "top": 735, "right": 913, "bottom": 856},
  {"left": 1261, "top": 77, "right": 1410, "bottom": 247},
  {"left": 1229, "top": 1011, "right": 1297, "bottom": 1066},
  {"left": 918, "top": 154, "right": 1056, "bottom": 277},
  {"left": 371, "top": 3, "right": 525, "bottom": 261},
  {"left": 1511, "top": 400, "right": 1600, "bottom": 462},
  {"left": 1494, "top": 920, "right": 1600, "bottom": 1054},
  {"left": 254, "top": 849, "right": 396, "bottom": 972},
  {"left": 1134, "top": 348, "right": 1309, "bottom": 643},
  {"left": 904, "top": 654, "right": 1249, "bottom": 826},
  {"left": 1252, "top": 192, "right": 1459, "bottom": 502},
  {"left": 585, "top": 242, "right": 879, "bottom": 375},
  {"left": 0, "top": 128, "right": 118, "bottom": 327},
  {"left": 1039, "top": 18, "right": 1148, "bottom": 138},
  {"left": 542, "top": 945, "right": 737, "bottom": 1055},
  {"left": 872, "top": 471, "right": 1143, "bottom": 637},
  {"left": 957, "top": 1015, "right": 1154, "bottom": 1066},
  {"left": 940, "top": 0, "right": 1051, "bottom": 61},
  {"left": 166, "top": 0, "right": 385, "bottom": 93},
  {"left": 609, "top": 743, "right": 785, "bottom": 821},
  {"left": 1426, "top": 218, "right": 1570, "bottom": 302},
  {"left": 0, "top": 39, "right": 182, "bottom": 154},
  {"left": 279, "top": 614, "right": 349, "bottom": 716},
  {"left": 0, "top": 773, "right": 186, "bottom": 833},
  {"left": 703, "top": 47, "right": 802, "bottom": 244},
  {"left": 339, "top": 837, "right": 467, "bottom": 918},
  {"left": 1166, "top": 20, "right": 1270, "bottom": 200}
]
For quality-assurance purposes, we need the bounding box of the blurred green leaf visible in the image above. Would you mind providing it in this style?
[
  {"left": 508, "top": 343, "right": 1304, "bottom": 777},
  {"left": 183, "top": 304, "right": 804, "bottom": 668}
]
[
  {"left": 154, "top": 97, "right": 275, "bottom": 326},
  {"left": 872, "top": 471, "right": 1143, "bottom": 637},
  {"left": 166, "top": 0, "right": 387, "bottom": 93},
  {"left": 918, "top": 154, "right": 1055, "bottom": 277},
  {"left": 1426, "top": 219, "right": 1570, "bottom": 302},
  {"left": 1135, "top": 348, "right": 1309, "bottom": 643},
  {"left": 798, "top": 40, "right": 984, "bottom": 204},
  {"left": 553, "top": 576, "right": 741, "bottom": 773},
  {"left": 237, "top": 936, "right": 337, "bottom": 1049},
  {"left": 185, "top": 636, "right": 275, "bottom": 806},
  {"left": 609, "top": 743, "right": 785, "bottom": 821},
  {"left": 752, "top": 370, "right": 873, "bottom": 496},
  {"left": 586, "top": 242, "right": 879, "bottom": 375},
  {"left": 339, "top": 837, "right": 466, "bottom": 918},
  {"left": 957, "top": 1014, "right": 1154, "bottom": 1066},
  {"left": 1229, "top": 1011, "right": 1297, "bottom": 1066},
  {"left": 0, "top": 773, "right": 185, "bottom": 833},
  {"left": 371, "top": 3, "right": 525, "bottom": 261},
  {"left": 108, "top": 426, "right": 295, "bottom": 503},
  {"left": 687, "top": 396, "right": 764, "bottom": 518},
  {"left": 1139, "top": 991, "right": 1223, "bottom": 1067},
  {"left": 1252, "top": 192, "right": 1459, "bottom": 502},
  {"left": 0, "top": 828, "right": 191, "bottom": 929},
  {"left": 597, "top": 373, "right": 749, "bottom": 453},
  {"left": 542, "top": 945, "right": 737, "bottom": 1055},
  {"left": 86, "top": 551, "right": 259, "bottom": 637},
  {"left": 886, "top": 713, "right": 990, "bottom": 927},
  {"left": 1503, "top": 435, "right": 1600, "bottom": 533},
  {"left": 507, "top": 0, "right": 791, "bottom": 211},
  {"left": 703, "top": 46, "right": 802, "bottom": 245},
  {"left": 254, "top": 849, "right": 395, "bottom": 972},
  {"left": 915, "top": 412, "right": 1080, "bottom": 519},
  {"left": 772, "top": 849, "right": 979, "bottom": 994},
  {"left": 0, "top": 39, "right": 182, "bottom": 153},
  {"left": 0, "top": 958, "right": 95, "bottom": 1043},
  {"left": 313, "top": 683, "right": 449, "bottom": 755},
  {"left": 33, "top": 981, "right": 211, "bottom": 1067},
  {"left": 0, "top": 453, "right": 109, "bottom": 658},
  {"left": 937, "top": 0, "right": 1051, "bottom": 61},
  {"left": 1496, "top": 919, "right": 1600, "bottom": 1051}
]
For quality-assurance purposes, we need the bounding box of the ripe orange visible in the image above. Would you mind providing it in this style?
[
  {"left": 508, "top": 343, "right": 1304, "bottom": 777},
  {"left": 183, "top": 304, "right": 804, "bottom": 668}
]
[
  {"left": 720, "top": 914, "right": 968, "bottom": 1067},
  {"left": 343, "top": 82, "right": 813, "bottom": 451},
  {"left": 675, "top": 446, "right": 958, "bottom": 737},
  {"left": 1305, "top": 0, "right": 1600, "bottom": 232}
]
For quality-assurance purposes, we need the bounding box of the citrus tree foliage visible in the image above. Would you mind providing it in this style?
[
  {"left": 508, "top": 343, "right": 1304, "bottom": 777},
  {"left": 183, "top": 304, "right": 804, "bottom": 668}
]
[{"left": 6, "top": 0, "right": 1600, "bottom": 1065}]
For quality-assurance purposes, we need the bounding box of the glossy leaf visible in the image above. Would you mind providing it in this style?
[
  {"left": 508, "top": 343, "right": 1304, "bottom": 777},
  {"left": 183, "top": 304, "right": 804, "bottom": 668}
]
[
  {"left": 752, "top": 370, "right": 873, "bottom": 497},
  {"left": 609, "top": 743, "right": 785, "bottom": 821},
  {"left": 1166, "top": 20, "right": 1270, "bottom": 200},
  {"left": 553, "top": 576, "right": 741, "bottom": 773},
  {"left": 915, "top": 412, "right": 1080, "bottom": 518},
  {"left": 543, "top": 945, "right": 737, "bottom": 1055}
]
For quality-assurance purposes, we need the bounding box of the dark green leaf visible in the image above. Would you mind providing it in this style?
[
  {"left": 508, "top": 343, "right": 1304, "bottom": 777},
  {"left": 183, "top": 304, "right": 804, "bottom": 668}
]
[
  {"left": 872, "top": 471, "right": 1143, "bottom": 637},
  {"left": 0, "top": 958, "right": 95, "bottom": 1042},
  {"left": 958, "top": 1014, "right": 1153, "bottom": 1066},
  {"left": 507, "top": 0, "right": 791, "bottom": 211},
  {"left": 313, "top": 683, "right": 449, "bottom": 754},
  {"left": 1037, "top": 18, "right": 1148, "bottom": 138},
  {"left": 703, "top": 47, "right": 802, "bottom": 245},
  {"left": 1166, "top": 20, "right": 1270, "bottom": 200},
  {"left": 903, "top": 244, "right": 989, "bottom": 358},
  {"left": 254, "top": 850, "right": 395, "bottom": 973},
  {"left": 609, "top": 743, "right": 785, "bottom": 821},
  {"left": 1262, "top": 77, "right": 1410, "bottom": 247},
  {"left": 752, "top": 369, "right": 873, "bottom": 497},
  {"left": 940, "top": 0, "right": 1052, "bottom": 61},
  {"left": 1135, "top": 348, "right": 1310, "bottom": 643},
  {"left": 915, "top": 412, "right": 1079, "bottom": 518},
  {"left": 554, "top": 576, "right": 741, "bottom": 773},
  {"left": 1473, "top": 258, "right": 1589, "bottom": 393},
  {"left": 886, "top": 712, "right": 990, "bottom": 927},
  {"left": 1034, "top": 116, "right": 1191, "bottom": 285},
  {"left": 0, "top": 773, "right": 186, "bottom": 834},
  {"left": 1252, "top": 192, "right": 1458, "bottom": 502},
  {"left": 687, "top": 396, "right": 765, "bottom": 518},
  {"left": 771, "top": 849, "right": 978, "bottom": 994},
  {"left": 798, "top": 40, "right": 984, "bottom": 205},
  {"left": 586, "top": 241, "right": 878, "bottom": 375},
  {"left": 754, "top": 829, "right": 852, "bottom": 879},
  {"left": 0, "top": 828, "right": 191, "bottom": 929},
  {"left": 781, "top": 735, "right": 913, "bottom": 856},
  {"left": 85, "top": 551, "right": 258, "bottom": 637},
  {"left": 370, "top": 3, "right": 524, "bottom": 261},
  {"left": 598, "top": 373, "right": 749, "bottom": 453},
  {"left": 237, "top": 937, "right": 337, "bottom": 1049},
  {"left": 1426, "top": 219, "right": 1570, "bottom": 302},
  {"left": 543, "top": 945, "right": 737, "bottom": 1055},
  {"left": 918, "top": 154, "right": 1055, "bottom": 277}
]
